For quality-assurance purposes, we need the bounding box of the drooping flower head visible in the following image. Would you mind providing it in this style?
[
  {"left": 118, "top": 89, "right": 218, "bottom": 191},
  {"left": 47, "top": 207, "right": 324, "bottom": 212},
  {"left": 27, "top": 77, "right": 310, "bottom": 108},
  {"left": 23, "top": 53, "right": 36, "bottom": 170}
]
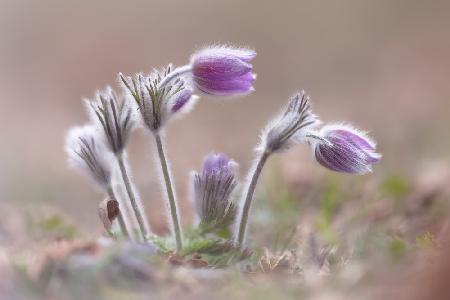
[
  {"left": 65, "top": 125, "right": 114, "bottom": 188},
  {"left": 260, "top": 91, "right": 319, "bottom": 154},
  {"left": 85, "top": 87, "right": 134, "bottom": 155},
  {"left": 309, "top": 124, "right": 381, "bottom": 174},
  {"left": 119, "top": 65, "right": 198, "bottom": 132},
  {"left": 190, "top": 45, "right": 256, "bottom": 96},
  {"left": 192, "top": 153, "right": 238, "bottom": 231}
]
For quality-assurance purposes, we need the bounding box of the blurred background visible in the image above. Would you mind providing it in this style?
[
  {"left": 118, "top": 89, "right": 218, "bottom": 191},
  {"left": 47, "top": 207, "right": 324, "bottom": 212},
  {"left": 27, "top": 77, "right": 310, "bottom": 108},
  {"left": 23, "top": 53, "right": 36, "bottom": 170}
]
[{"left": 1, "top": 0, "right": 450, "bottom": 297}]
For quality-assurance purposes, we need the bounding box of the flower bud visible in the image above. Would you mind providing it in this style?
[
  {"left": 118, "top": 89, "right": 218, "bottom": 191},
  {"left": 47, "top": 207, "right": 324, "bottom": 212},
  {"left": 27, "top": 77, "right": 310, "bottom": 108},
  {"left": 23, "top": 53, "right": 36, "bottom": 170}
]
[
  {"left": 65, "top": 125, "right": 114, "bottom": 188},
  {"left": 120, "top": 66, "right": 198, "bottom": 132},
  {"left": 261, "top": 91, "right": 319, "bottom": 153},
  {"left": 190, "top": 46, "right": 256, "bottom": 96},
  {"left": 85, "top": 87, "right": 134, "bottom": 155},
  {"left": 192, "top": 153, "right": 238, "bottom": 231},
  {"left": 311, "top": 124, "right": 381, "bottom": 174}
]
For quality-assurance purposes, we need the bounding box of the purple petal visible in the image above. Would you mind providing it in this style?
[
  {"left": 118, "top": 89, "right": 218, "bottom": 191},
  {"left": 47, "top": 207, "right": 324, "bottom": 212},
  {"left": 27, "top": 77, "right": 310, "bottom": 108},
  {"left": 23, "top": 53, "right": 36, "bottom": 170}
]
[
  {"left": 365, "top": 152, "right": 382, "bottom": 164},
  {"left": 193, "top": 151, "right": 238, "bottom": 224},
  {"left": 330, "top": 129, "right": 381, "bottom": 165},
  {"left": 193, "top": 55, "right": 252, "bottom": 81},
  {"left": 315, "top": 131, "right": 380, "bottom": 174},
  {"left": 315, "top": 142, "right": 363, "bottom": 174},
  {"left": 171, "top": 89, "right": 193, "bottom": 112},
  {"left": 194, "top": 72, "right": 255, "bottom": 96},
  {"left": 203, "top": 153, "right": 231, "bottom": 175},
  {"left": 332, "top": 129, "right": 375, "bottom": 151}
]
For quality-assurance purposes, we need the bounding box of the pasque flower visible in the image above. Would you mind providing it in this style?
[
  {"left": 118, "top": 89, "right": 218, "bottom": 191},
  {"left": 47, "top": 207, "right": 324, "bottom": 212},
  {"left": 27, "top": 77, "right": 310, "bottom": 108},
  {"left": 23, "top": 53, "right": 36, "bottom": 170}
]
[
  {"left": 309, "top": 124, "right": 381, "bottom": 174},
  {"left": 120, "top": 65, "right": 198, "bottom": 250},
  {"left": 190, "top": 45, "right": 257, "bottom": 96},
  {"left": 65, "top": 125, "right": 130, "bottom": 238},
  {"left": 235, "top": 91, "right": 319, "bottom": 247},
  {"left": 85, "top": 87, "right": 134, "bottom": 155},
  {"left": 192, "top": 153, "right": 238, "bottom": 232},
  {"left": 261, "top": 91, "right": 319, "bottom": 153},
  {"left": 85, "top": 87, "right": 151, "bottom": 241},
  {"left": 120, "top": 66, "right": 198, "bottom": 132},
  {"left": 65, "top": 125, "right": 113, "bottom": 188}
]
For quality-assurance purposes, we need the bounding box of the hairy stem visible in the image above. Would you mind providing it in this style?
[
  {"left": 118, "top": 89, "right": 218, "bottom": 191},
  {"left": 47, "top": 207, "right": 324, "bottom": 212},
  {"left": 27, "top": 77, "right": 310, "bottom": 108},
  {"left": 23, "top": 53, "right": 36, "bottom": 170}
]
[
  {"left": 158, "top": 65, "right": 192, "bottom": 88},
  {"left": 117, "top": 154, "right": 149, "bottom": 241},
  {"left": 154, "top": 132, "right": 183, "bottom": 251},
  {"left": 106, "top": 186, "right": 130, "bottom": 239},
  {"left": 235, "top": 150, "right": 271, "bottom": 247}
]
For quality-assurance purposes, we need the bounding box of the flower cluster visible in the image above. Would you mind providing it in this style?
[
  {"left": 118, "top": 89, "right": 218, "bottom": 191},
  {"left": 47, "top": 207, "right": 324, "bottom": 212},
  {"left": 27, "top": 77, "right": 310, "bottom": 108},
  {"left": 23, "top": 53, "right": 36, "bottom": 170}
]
[{"left": 65, "top": 43, "right": 381, "bottom": 254}]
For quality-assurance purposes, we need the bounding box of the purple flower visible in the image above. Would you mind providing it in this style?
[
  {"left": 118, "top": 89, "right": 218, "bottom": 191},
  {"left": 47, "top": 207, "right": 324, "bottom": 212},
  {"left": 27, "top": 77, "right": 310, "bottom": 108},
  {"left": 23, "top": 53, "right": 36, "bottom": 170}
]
[
  {"left": 202, "top": 153, "right": 233, "bottom": 175},
  {"left": 192, "top": 153, "right": 238, "bottom": 230},
  {"left": 190, "top": 46, "right": 256, "bottom": 96},
  {"left": 311, "top": 124, "right": 381, "bottom": 174}
]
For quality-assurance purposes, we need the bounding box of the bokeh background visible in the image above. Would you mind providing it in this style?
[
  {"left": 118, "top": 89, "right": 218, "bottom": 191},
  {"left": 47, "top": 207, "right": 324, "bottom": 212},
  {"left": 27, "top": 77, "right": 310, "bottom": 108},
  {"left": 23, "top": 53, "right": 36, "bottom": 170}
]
[{"left": 1, "top": 1, "right": 450, "bottom": 298}]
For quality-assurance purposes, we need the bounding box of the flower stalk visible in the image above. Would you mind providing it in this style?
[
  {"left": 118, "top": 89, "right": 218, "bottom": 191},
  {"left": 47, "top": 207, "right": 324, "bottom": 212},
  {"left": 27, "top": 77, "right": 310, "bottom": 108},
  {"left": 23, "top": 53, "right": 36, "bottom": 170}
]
[
  {"left": 158, "top": 65, "right": 192, "bottom": 88},
  {"left": 235, "top": 92, "right": 318, "bottom": 247},
  {"left": 235, "top": 150, "right": 270, "bottom": 247},
  {"left": 116, "top": 153, "right": 149, "bottom": 241},
  {"left": 154, "top": 132, "right": 183, "bottom": 251},
  {"left": 106, "top": 185, "right": 130, "bottom": 239}
]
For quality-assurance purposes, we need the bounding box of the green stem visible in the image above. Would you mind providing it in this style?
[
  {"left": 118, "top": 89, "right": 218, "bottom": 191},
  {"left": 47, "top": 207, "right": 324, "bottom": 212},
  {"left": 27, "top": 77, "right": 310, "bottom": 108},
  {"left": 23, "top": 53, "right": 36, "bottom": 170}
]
[
  {"left": 235, "top": 150, "right": 271, "bottom": 247},
  {"left": 117, "top": 154, "right": 149, "bottom": 241},
  {"left": 106, "top": 186, "right": 130, "bottom": 239},
  {"left": 154, "top": 132, "right": 183, "bottom": 251}
]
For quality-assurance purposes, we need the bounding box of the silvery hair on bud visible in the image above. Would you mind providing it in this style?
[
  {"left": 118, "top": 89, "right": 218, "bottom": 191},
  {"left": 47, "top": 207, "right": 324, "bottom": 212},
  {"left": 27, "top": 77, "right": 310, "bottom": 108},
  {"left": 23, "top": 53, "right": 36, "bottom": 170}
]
[
  {"left": 84, "top": 87, "right": 134, "bottom": 155},
  {"left": 191, "top": 153, "right": 238, "bottom": 230},
  {"left": 65, "top": 125, "right": 114, "bottom": 188},
  {"left": 119, "top": 66, "right": 198, "bottom": 132},
  {"left": 260, "top": 91, "right": 320, "bottom": 154},
  {"left": 309, "top": 123, "right": 382, "bottom": 174}
]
